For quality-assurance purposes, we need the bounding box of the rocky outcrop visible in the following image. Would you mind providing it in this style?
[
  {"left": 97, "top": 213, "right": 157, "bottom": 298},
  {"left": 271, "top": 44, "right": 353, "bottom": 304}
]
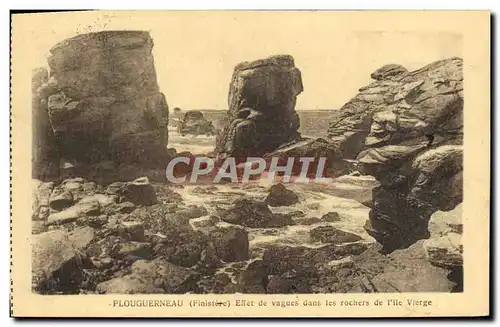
[
  {"left": 208, "top": 225, "right": 249, "bottom": 262},
  {"left": 96, "top": 258, "right": 199, "bottom": 294},
  {"left": 32, "top": 68, "right": 59, "bottom": 180},
  {"left": 34, "top": 31, "right": 169, "bottom": 177},
  {"left": 424, "top": 204, "right": 463, "bottom": 272},
  {"left": 215, "top": 55, "right": 303, "bottom": 162},
  {"left": 327, "top": 58, "right": 463, "bottom": 251},
  {"left": 32, "top": 227, "right": 95, "bottom": 292},
  {"left": 265, "top": 183, "right": 299, "bottom": 207},
  {"left": 220, "top": 199, "right": 294, "bottom": 228},
  {"left": 177, "top": 111, "right": 216, "bottom": 136}
]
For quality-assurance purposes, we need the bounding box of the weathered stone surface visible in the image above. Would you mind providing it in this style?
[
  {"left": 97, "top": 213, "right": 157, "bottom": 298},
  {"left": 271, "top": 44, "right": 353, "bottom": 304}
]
[
  {"left": 117, "top": 242, "right": 152, "bottom": 260},
  {"left": 136, "top": 205, "right": 207, "bottom": 267},
  {"left": 106, "top": 176, "right": 157, "bottom": 206},
  {"left": 177, "top": 110, "right": 216, "bottom": 136},
  {"left": 221, "top": 198, "right": 293, "bottom": 228},
  {"left": 215, "top": 55, "right": 303, "bottom": 161},
  {"left": 327, "top": 58, "right": 463, "bottom": 251},
  {"left": 118, "top": 221, "right": 145, "bottom": 242},
  {"left": 32, "top": 227, "right": 95, "bottom": 291},
  {"left": 428, "top": 197, "right": 463, "bottom": 236},
  {"left": 424, "top": 233, "right": 463, "bottom": 268},
  {"left": 263, "top": 243, "right": 368, "bottom": 275},
  {"left": 32, "top": 68, "right": 58, "bottom": 180},
  {"left": 370, "top": 64, "right": 408, "bottom": 81},
  {"left": 265, "top": 183, "right": 299, "bottom": 207},
  {"left": 129, "top": 258, "right": 199, "bottom": 293},
  {"left": 310, "top": 226, "right": 363, "bottom": 244},
  {"left": 371, "top": 241, "right": 456, "bottom": 292},
  {"left": 208, "top": 225, "right": 249, "bottom": 262},
  {"left": 49, "top": 187, "right": 74, "bottom": 211},
  {"left": 38, "top": 31, "right": 169, "bottom": 169},
  {"left": 47, "top": 199, "right": 101, "bottom": 225},
  {"left": 32, "top": 180, "right": 54, "bottom": 221},
  {"left": 236, "top": 260, "right": 269, "bottom": 293},
  {"left": 321, "top": 212, "right": 341, "bottom": 222}
]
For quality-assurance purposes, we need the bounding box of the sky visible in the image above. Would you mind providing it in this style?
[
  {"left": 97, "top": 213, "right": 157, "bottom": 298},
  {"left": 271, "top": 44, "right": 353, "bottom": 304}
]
[{"left": 24, "top": 11, "right": 463, "bottom": 110}]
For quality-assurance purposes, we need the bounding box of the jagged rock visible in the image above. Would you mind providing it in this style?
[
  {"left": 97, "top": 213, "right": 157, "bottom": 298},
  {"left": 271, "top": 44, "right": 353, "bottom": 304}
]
[
  {"left": 177, "top": 110, "right": 216, "bottom": 136},
  {"left": 236, "top": 260, "right": 269, "bottom": 293},
  {"left": 32, "top": 221, "right": 48, "bottom": 234},
  {"left": 32, "top": 227, "right": 95, "bottom": 292},
  {"left": 208, "top": 225, "right": 249, "bottom": 262},
  {"left": 106, "top": 176, "right": 157, "bottom": 206},
  {"left": 326, "top": 256, "right": 354, "bottom": 270},
  {"left": 221, "top": 198, "right": 293, "bottom": 228},
  {"left": 117, "top": 242, "right": 152, "bottom": 260},
  {"left": 428, "top": 203, "right": 463, "bottom": 236},
  {"left": 47, "top": 199, "right": 101, "bottom": 225},
  {"left": 118, "top": 221, "right": 145, "bottom": 242},
  {"left": 310, "top": 226, "right": 363, "bottom": 244},
  {"left": 195, "top": 243, "right": 223, "bottom": 272},
  {"left": 371, "top": 241, "right": 456, "bottom": 292},
  {"left": 38, "top": 31, "right": 169, "bottom": 169},
  {"left": 327, "top": 58, "right": 463, "bottom": 251},
  {"left": 49, "top": 187, "right": 74, "bottom": 211},
  {"left": 265, "top": 183, "right": 299, "bottom": 207},
  {"left": 190, "top": 216, "right": 219, "bottom": 230},
  {"left": 370, "top": 64, "right": 408, "bottom": 81},
  {"left": 321, "top": 212, "right": 341, "bottom": 222},
  {"left": 212, "top": 273, "right": 237, "bottom": 294},
  {"left": 106, "top": 201, "right": 136, "bottom": 214},
  {"left": 135, "top": 206, "right": 207, "bottom": 267},
  {"left": 32, "top": 180, "right": 54, "bottom": 220},
  {"left": 263, "top": 243, "right": 368, "bottom": 275},
  {"left": 215, "top": 55, "right": 303, "bottom": 160},
  {"left": 424, "top": 233, "right": 463, "bottom": 268},
  {"left": 129, "top": 258, "right": 200, "bottom": 293},
  {"left": 266, "top": 276, "right": 296, "bottom": 294},
  {"left": 174, "top": 205, "right": 209, "bottom": 221}
]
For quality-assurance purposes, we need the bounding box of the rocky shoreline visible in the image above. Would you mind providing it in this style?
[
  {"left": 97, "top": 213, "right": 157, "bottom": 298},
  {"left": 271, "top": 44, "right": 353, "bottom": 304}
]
[{"left": 31, "top": 31, "right": 463, "bottom": 294}]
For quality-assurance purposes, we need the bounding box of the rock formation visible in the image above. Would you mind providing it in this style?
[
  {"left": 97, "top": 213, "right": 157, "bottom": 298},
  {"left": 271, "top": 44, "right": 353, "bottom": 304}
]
[
  {"left": 328, "top": 57, "right": 463, "bottom": 251},
  {"left": 32, "top": 67, "right": 59, "bottom": 180},
  {"left": 177, "top": 110, "right": 216, "bottom": 136},
  {"left": 215, "top": 55, "right": 303, "bottom": 162},
  {"left": 34, "top": 31, "right": 169, "bottom": 179}
]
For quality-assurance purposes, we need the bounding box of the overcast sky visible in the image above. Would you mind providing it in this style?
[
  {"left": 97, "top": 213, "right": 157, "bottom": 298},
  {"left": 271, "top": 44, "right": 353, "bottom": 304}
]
[{"left": 25, "top": 11, "right": 463, "bottom": 110}]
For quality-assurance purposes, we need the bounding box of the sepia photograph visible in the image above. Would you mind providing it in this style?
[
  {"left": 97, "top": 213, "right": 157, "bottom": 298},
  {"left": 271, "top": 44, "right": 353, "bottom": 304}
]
[{"left": 10, "top": 10, "right": 490, "bottom": 318}]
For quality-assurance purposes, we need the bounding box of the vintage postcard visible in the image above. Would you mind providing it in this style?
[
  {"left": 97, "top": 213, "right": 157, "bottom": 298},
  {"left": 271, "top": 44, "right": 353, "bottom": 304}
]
[{"left": 10, "top": 10, "right": 490, "bottom": 317}]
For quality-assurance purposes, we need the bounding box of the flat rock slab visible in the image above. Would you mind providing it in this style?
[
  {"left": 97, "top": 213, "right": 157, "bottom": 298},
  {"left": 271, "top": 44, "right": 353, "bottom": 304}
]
[{"left": 32, "top": 226, "right": 95, "bottom": 289}]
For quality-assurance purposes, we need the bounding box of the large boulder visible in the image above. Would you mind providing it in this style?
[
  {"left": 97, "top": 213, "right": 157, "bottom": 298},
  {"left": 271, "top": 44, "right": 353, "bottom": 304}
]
[
  {"left": 96, "top": 258, "right": 199, "bottom": 294},
  {"left": 177, "top": 110, "right": 216, "bottom": 136},
  {"left": 32, "top": 227, "right": 95, "bottom": 292},
  {"left": 215, "top": 55, "right": 303, "bottom": 161},
  {"left": 264, "top": 183, "right": 299, "bottom": 207},
  {"left": 220, "top": 198, "right": 293, "bottom": 228},
  {"left": 208, "top": 225, "right": 249, "bottom": 262},
  {"left": 37, "top": 31, "right": 169, "bottom": 171},
  {"left": 327, "top": 58, "right": 463, "bottom": 251}
]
